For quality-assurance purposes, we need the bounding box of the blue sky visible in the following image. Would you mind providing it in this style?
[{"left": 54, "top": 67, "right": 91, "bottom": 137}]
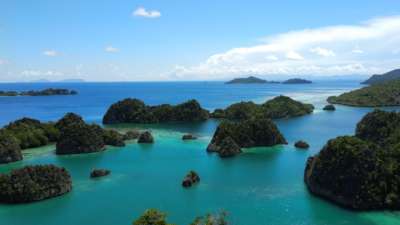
[{"left": 0, "top": 0, "right": 399, "bottom": 81}]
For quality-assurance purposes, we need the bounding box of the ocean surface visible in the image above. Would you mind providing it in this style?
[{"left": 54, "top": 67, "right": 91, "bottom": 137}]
[{"left": 0, "top": 81, "right": 399, "bottom": 225}]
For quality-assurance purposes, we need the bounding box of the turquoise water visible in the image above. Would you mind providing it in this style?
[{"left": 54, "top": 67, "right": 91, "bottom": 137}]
[{"left": 0, "top": 81, "right": 400, "bottom": 224}]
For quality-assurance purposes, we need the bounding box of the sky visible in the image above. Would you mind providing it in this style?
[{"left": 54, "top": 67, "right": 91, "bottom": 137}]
[{"left": 0, "top": 0, "right": 400, "bottom": 82}]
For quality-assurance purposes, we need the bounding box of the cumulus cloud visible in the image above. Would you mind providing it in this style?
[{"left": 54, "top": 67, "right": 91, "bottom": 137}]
[
  {"left": 105, "top": 46, "right": 119, "bottom": 52},
  {"left": 309, "top": 47, "right": 336, "bottom": 56},
  {"left": 20, "top": 71, "right": 63, "bottom": 77},
  {"left": 76, "top": 64, "right": 84, "bottom": 70},
  {"left": 41, "top": 51, "right": 57, "bottom": 56},
  {"left": 0, "top": 59, "right": 10, "bottom": 66},
  {"left": 132, "top": 7, "right": 161, "bottom": 18},
  {"left": 161, "top": 15, "right": 400, "bottom": 79},
  {"left": 392, "top": 48, "right": 400, "bottom": 54},
  {"left": 286, "top": 51, "right": 304, "bottom": 60}
]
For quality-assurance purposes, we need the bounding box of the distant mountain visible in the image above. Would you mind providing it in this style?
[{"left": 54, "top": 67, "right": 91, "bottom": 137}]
[
  {"left": 360, "top": 69, "right": 400, "bottom": 85},
  {"left": 58, "top": 79, "right": 85, "bottom": 83},
  {"left": 224, "top": 76, "right": 280, "bottom": 84},
  {"left": 282, "top": 78, "right": 312, "bottom": 84},
  {"left": 30, "top": 79, "right": 52, "bottom": 83}
]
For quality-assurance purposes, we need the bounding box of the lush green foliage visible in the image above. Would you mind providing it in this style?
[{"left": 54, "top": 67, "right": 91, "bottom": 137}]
[
  {"left": 0, "top": 117, "right": 59, "bottom": 149},
  {"left": 189, "top": 210, "right": 236, "bottom": 225},
  {"left": 361, "top": 68, "right": 400, "bottom": 84},
  {"left": 294, "top": 140, "right": 309, "bottom": 149},
  {"left": 327, "top": 80, "right": 400, "bottom": 107},
  {"left": 212, "top": 96, "right": 314, "bottom": 119},
  {"left": 323, "top": 105, "right": 335, "bottom": 110},
  {"left": 224, "top": 76, "right": 279, "bottom": 84},
  {"left": 132, "top": 208, "right": 175, "bottom": 225},
  {"left": 0, "top": 91, "right": 18, "bottom": 96},
  {"left": 138, "top": 131, "right": 154, "bottom": 143},
  {"left": 282, "top": 78, "right": 312, "bottom": 84},
  {"left": 54, "top": 112, "right": 84, "bottom": 130},
  {"left": 123, "top": 130, "right": 141, "bottom": 140},
  {"left": 0, "top": 132, "right": 22, "bottom": 164},
  {"left": 218, "top": 137, "right": 242, "bottom": 157},
  {"left": 0, "top": 88, "right": 77, "bottom": 96},
  {"left": 0, "top": 164, "right": 73, "bottom": 203},
  {"left": 103, "top": 98, "right": 209, "bottom": 124}
]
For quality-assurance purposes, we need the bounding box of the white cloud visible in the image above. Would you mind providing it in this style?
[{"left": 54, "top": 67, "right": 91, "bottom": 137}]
[
  {"left": 309, "top": 47, "right": 336, "bottom": 56},
  {"left": 0, "top": 59, "right": 10, "bottom": 66},
  {"left": 352, "top": 49, "right": 363, "bottom": 53},
  {"left": 286, "top": 51, "right": 304, "bottom": 60},
  {"left": 392, "top": 48, "right": 400, "bottom": 54},
  {"left": 41, "top": 51, "right": 57, "bottom": 56},
  {"left": 105, "top": 46, "right": 119, "bottom": 52},
  {"left": 265, "top": 55, "right": 278, "bottom": 60},
  {"left": 20, "top": 71, "right": 63, "bottom": 77},
  {"left": 76, "top": 64, "right": 84, "bottom": 70},
  {"left": 132, "top": 7, "right": 161, "bottom": 18}
]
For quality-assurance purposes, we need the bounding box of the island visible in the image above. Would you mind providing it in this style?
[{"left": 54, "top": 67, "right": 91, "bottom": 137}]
[
  {"left": 360, "top": 68, "right": 400, "bottom": 85},
  {"left": 282, "top": 78, "right": 312, "bottom": 84},
  {"left": 323, "top": 105, "right": 336, "bottom": 110},
  {"left": 327, "top": 80, "right": 400, "bottom": 107},
  {"left": 294, "top": 140, "right": 309, "bottom": 149},
  {"left": 138, "top": 131, "right": 154, "bottom": 143},
  {"left": 207, "top": 118, "right": 287, "bottom": 157},
  {"left": 182, "top": 170, "right": 200, "bottom": 187},
  {"left": 211, "top": 95, "right": 314, "bottom": 119},
  {"left": 0, "top": 132, "right": 22, "bottom": 164},
  {"left": 123, "top": 130, "right": 141, "bottom": 140},
  {"left": 102, "top": 98, "right": 209, "bottom": 124},
  {"left": 0, "top": 164, "right": 73, "bottom": 203},
  {"left": 90, "top": 168, "right": 111, "bottom": 178},
  {"left": 224, "top": 76, "right": 280, "bottom": 84},
  {"left": 304, "top": 109, "right": 400, "bottom": 209},
  {"left": 182, "top": 133, "right": 197, "bottom": 140},
  {"left": 0, "top": 88, "right": 78, "bottom": 96}
]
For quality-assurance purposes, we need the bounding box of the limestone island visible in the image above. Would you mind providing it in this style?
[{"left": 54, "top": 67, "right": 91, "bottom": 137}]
[
  {"left": 211, "top": 95, "right": 314, "bottom": 119},
  {"left": 282, "top": 78, "right": 312, "bottom": 84},
  {"left": 323, "top": 105, "right": 336, "bottom": 110},
  {"left": 207, "top": 118, "right": 287, "bottom": 157},
  {"left": 182, "top": 170, "right": 200, "bottom": 187},
  {"left": 294, "top": 140, "right": 309, "bottom": 149},
  {"left": 327, "top": 80, "right": 400, "bottom": 107},
  {"left": 0, "top": 164, "right": 73, "bottom": 203},
  {"left": 0, "top": 132, "right": 22, "bottom": 164},
  {"left": 182, "top": 133, "right": 197, "bottom": 140},
  {"left": 138, "top": 131, "right": 154, "bottom": 143},
  {"left": 90, "top": 168, "right": 111, "bottom": 178},
  {"left": 102, "top": 98, "right": 209, "bottom": 124},
  {"left": 305, "top": 109, "right": 400, "bottom": 209},
  {"left": 0, "top": 88, "right": 78, "bottom": 96},
  {"left": 360, "top": 68, "right": 400, "bottom": 85},
  {"left": 224, "top": 76, "right": 280, "bottom": 84}
]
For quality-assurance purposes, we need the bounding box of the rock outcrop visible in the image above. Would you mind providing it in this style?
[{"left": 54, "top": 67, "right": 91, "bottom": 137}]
[
  {"left": 323, "top": 105, "right": 336, "bottom": 110},
  {"left": 90, "top": 168, "right": 111, "bottom": 178},
  {"left": 137, "top": 131, "right": 154, "bottom": 143},
  {"left": 294, "top": 140, "right": 309, "bottom": 149},
  {"left": 182, "top": 134, "right": 197, "bottom": 140},
  {"left": 123, "top": 130, "right": 141, "bottom": 140},
  {"left": 182, "top": 170, "right": 200, "bottom": 187},
  {"left": 0, "top": 132, "right": 22, "bottom": 164},
  {"left": 219, "top": 137, "right": 242, "bottom": 158},
  {"left": 0, "top": 164, "right": 73, "bottom": 203}
]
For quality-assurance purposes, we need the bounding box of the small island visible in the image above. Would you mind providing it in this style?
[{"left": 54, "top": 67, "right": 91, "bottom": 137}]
[
  {"left": 0, "top": 132, "right": 22, "bottom": 164},
  {"left": 90, "top": 168, "right": 111, "bottom": 178},
  {"left": 207, "top": 118, "right": 287, "bottom": 157},
  {"left": 138, "top": 131, "right": 154, "bottom": 143},
  {"left": 224, "top": 76, "right": 280, "bottom": 84},
  {"left": 282, "top": 78, "right": 312, "bottom": 84},
  {"left": 0, "top": 164, "right": 73, "bottom": 203},
  {"left": 327, "top": 80, "right": 400, "bottom": 107},
  {"left": 182, "top": 170, "right": 200, "bottom": 187},
  {"left": 294, "top": 140, "right": 309, "bottom": 149},
  {"left": 182, "top": 133, "right": 197, "bottom": 140},
  {"left": 360, "top": 68, "right": 400, "bottom": 85},
  {"left": 323, "top": 105, "right": 336, "bottom": 110},
  {"left": 211, "top": 95, "right": 314, "bottom": 119},
  {"left": 0, "top": 88, "right": 78, "bottom": 96},
  {"left": 305, "top": 109, "right": 400, "bottom": 209}
]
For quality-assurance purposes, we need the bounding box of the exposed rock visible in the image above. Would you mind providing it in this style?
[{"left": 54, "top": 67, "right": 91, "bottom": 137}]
[
  {"left": 102, "top": 98, "right": 209, "bottom": 124},
  {"left": 56, "top": 123, "right": 106, "bottom": 155},
  {"left": 219, "top": 138, "right": 242, "bottom": 158},
  {"left": 70, "top": 90, "right": 78, "bottom": 94},
  {"left": 0, "top": 164, "right": 73, "bottom": 203},
  {"left": 182, "top": 133, "right": 197, "bottom": 140},
  {"left": 0, "top": 132, "right": 22, "bottom": 164},
  {"left": 294, "top": 140, "right": 309, "bottom": 149},
  {"left": 90, "top": 168, "right": 111, "bottom": 178},
  {"left": 137, "top": 131, "right": 154, "bottom": 143},
  {"left": 206, "top": 143, "right": 220, "bottom": 152},
  {"left": 123, "top": 130, "right": 141, "bottom": 140},
  {"left": 323, "top": 105, "right": 336, "bottom": 110},
  {"left": 182, "top": 170, "right": 200, "bottom": 187}
]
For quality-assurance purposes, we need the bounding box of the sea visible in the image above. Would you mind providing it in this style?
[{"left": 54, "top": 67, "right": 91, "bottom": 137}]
[{"left": 0, "top": 81, "right": 399, "bottom": 225}]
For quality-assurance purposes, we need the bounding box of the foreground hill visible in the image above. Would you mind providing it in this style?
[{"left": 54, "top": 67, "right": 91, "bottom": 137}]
[
  {"left": 224, "top": 76, "right": 280, "bottom": 84},
  {"left": 327, "top": 80, "right": 400, "bottom": 107},
  {"left": 360, "top": 69, "right": 400, "bottom": 84}
]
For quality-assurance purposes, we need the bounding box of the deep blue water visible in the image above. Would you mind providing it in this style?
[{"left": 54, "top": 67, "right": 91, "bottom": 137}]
[{"left": 0, "top": 81, "right": 399, "bottom": 225}]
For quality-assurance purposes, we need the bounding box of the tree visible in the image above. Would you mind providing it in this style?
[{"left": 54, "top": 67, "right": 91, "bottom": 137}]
[{"left": 132, "top": 208, "right": 176, "bottom": 225}]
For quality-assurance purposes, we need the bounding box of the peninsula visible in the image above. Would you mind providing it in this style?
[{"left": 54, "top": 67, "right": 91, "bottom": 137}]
[
  {"left": 0, "top": 88, "right": 78, "bottom": 96},
  {"left": 360, "top": 68, "right": 400, "bottom": 85},
  {"left": 224, "top": 76, "right": 280, "bottom": 84}
]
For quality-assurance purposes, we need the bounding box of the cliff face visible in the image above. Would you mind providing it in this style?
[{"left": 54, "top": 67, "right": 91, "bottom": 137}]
[
  {"left": 102, "top": 98, "right": 209, "bottom": 124},
  {"left": 0, "top": 165, "right": 73, "bottom": 203},
  {"left": 0, "top": 132, "right": 22, "bottom": 164},
  {"left": 305, "top": 109, "right": 400, "bottom": 209}
]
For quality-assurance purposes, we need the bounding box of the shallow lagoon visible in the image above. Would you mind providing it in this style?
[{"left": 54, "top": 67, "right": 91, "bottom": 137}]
[{"left": 0, "top": 81, "right": 399, "bottom": 224}]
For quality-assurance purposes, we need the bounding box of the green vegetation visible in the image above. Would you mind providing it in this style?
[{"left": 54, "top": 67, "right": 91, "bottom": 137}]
[
  {"left": 305, "top": 109, "right": 400, "bottom": 209},
  {"left": 103, "top": 98, "right": 209, "bottom": 124},
  {"left": 0, "top": 117, "right": 60, "bottom": 149},
  {"left": 212, "top": 95, "right": 314, "bottom": 119},
  {"left": 224, "top": 76, "right": 279, "bottom": 84},
  {"left": 219, "top": 137, "right": 242, "bottom": 157},
  {"left": 54, "top": 112, "right": 84, "bottom": 130},
  {"left": 138, "top": 131, "right": 154, "bottom": 143},
  {"left": 182, "top": 133, "right": 197, "bottom": 140},
  {"left": 282, "top": 78, "right": 312, "bottom": 84},
  {"left": 0, "top": 132, "right": 22, "bottom": 164},
  {"left": 0, "top": 91, "right": 18, "bottom": 96},
  {"left": 0, "top": 88, "right": 78, "bottom": 96},
  {"left": 90, "top": 167, "right": 111, "bottom": 178},
  {"left": 133, "top": 208, "right": 175, "bottom": 225},
  {"left": 123, "top": 130, "right": 141, "bottom": 140},
  {"left": 182, "top": 170, "right": 200, "bottom": 186},
  {"left": 294, "top": 140, "right": 309, "bottom": 149},
  {"left": 361, "top": 68, "right": 400, "bottom": 84},
  {"left": 0, "top": 164, "right": 73, "bottom": 203},
  {"left": 323, "top": 105, "right": 336, "bottom": 110},
  {"left": 327, "top": 80, "right": 400, "bottom": 107}
]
